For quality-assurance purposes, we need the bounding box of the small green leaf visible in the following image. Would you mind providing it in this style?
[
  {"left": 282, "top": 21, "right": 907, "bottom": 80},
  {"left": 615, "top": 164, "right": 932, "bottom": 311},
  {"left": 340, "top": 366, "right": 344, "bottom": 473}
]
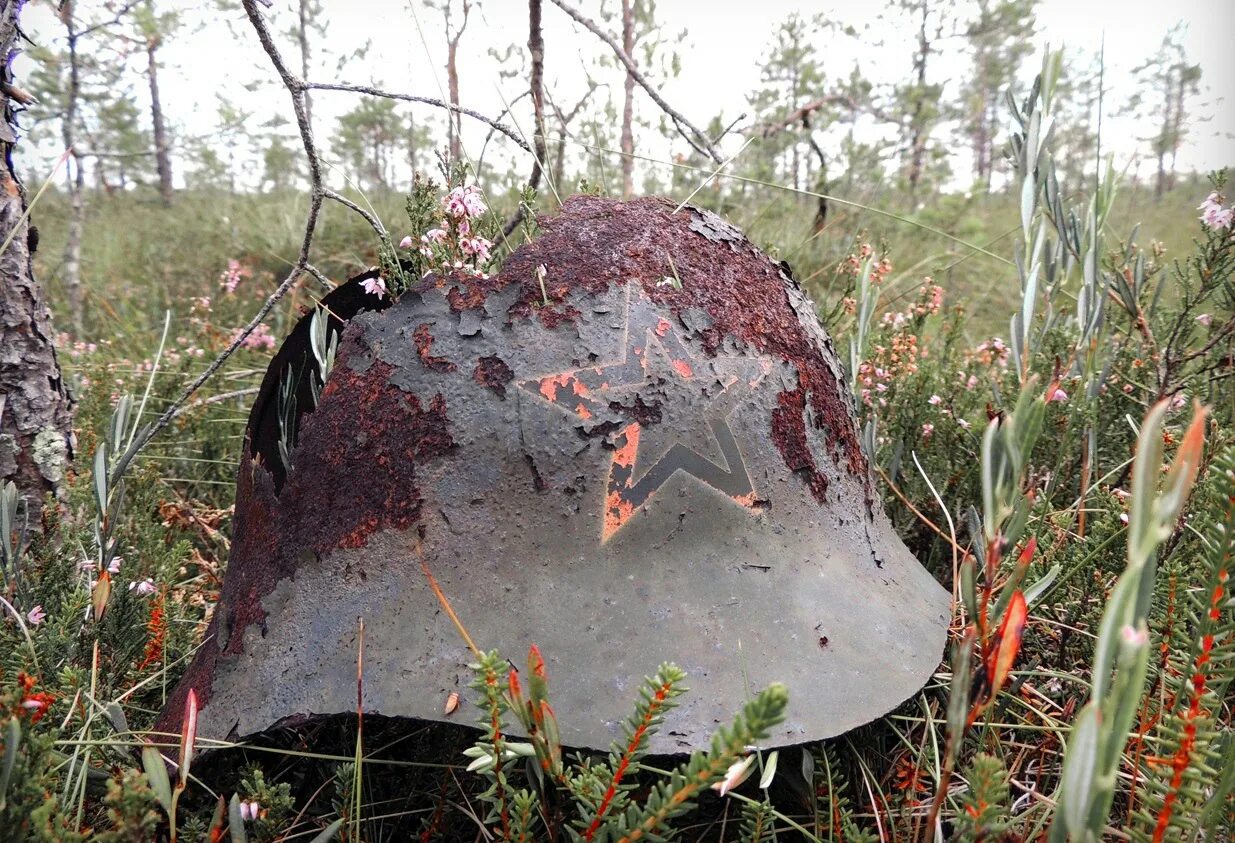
[
  {"left": 308, "top": 818, "right": 345, "bottom": 843},
  {"left": 0, "top": 717, "right": 21, "bottom": 811},
  {"left": 1058, "top": 703, "right": 1100, "bottom": 836},
  {"left": 759, "top": 750, "right": 779, "bottom": 790},
  {"left": 1023, "top": 564, "right": 1060, "bottom": 607},
  {"left": 142, "top": 743, "right": 173, "bottom": 813},
  {"left": 229, "top": 793, "right": 249, "bottom": 843}
]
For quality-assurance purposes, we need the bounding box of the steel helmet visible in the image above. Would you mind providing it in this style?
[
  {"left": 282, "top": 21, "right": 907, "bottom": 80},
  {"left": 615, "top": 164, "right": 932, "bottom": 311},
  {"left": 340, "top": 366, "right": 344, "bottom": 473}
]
[{"left": 159, "top": 196, "right": 949, "bottom": 753}]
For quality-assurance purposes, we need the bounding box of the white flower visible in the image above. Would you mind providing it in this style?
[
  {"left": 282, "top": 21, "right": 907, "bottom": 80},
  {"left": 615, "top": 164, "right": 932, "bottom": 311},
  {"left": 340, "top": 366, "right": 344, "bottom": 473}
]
[
  {"left": 712, "top": 755, "right": 756, "bottom": 796},
  {"left": 360, "top": 276, "right": 387, "bottom": 299},
  {"left": 928, "top": 394, "right": 942, "bottom": 405},
  {"left": 128, "top": 578, "right": 156, "bottom": 596}
]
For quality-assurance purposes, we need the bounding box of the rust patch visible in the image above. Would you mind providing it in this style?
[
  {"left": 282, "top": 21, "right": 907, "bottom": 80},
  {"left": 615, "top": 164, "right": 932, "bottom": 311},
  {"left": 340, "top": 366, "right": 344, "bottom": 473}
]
[
  {"left": 447, "top": 283, "right": 488, "bottom": 313},
  {"left": 157, "top": 333, "right": 455, "bottom": 734},
  {"left": 484, "top": 195, "right": 867, "bottom": 498},
  {"left": 413, "top": 323, "right": 457, "bottom": 373},
  {"left": 472, "top": 355, "right": 514, "bottom": 398},
  {"left": 771, "top": 388, "right": 829, "bottom": 502}
]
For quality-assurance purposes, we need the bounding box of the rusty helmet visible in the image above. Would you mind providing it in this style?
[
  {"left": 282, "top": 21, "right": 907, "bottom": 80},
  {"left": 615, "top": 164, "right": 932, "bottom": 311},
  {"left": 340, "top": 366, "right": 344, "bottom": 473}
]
[{"left": 159, "top": 196, "right": 948, "bottom": 753}]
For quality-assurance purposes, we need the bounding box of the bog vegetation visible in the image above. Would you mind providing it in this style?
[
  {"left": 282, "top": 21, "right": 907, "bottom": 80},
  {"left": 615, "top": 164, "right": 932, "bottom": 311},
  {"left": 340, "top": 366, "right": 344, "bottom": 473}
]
[{"left": 0, "top": 1, "right": 1233, "bottom": 841}]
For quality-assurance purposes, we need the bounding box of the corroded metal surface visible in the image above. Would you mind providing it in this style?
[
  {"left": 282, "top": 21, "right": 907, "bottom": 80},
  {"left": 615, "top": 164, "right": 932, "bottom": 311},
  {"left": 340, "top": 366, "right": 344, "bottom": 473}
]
[{"left": 158, "top": 196, "right": 949, "bottom": 753}]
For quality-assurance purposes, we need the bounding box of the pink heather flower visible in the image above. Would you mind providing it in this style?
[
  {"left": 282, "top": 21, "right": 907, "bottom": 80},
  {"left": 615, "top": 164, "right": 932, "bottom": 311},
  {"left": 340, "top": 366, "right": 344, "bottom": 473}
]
[
  {"left": 219, "top": 259, "right": 249, "bottom": 293},
  {"left": 1169, "top": 391, "right": 1188, "bottom": 411},
  {"left": 957, "top": 418, "right": 971, "bottom": 430},
  {"left": 1120, "top": 624, "right": 1148, "bottom": 646},
  {"left": 192, "top": 296, "right": 211, "bottom": 311},
  {"left": 78, "top": 559, "right": 95, "bottom": 573},
  {"left": 398, "top": 235, "right": 414, "bottom": 249},
  {"left": 239, "top": 801, "right": 261, "bottom": 822},
  {"left": 1198, "top": 192, "right": 1233, "bottom": 230},
  {"left": 1119, "top": 512, "right": 1129, "bottom": 525},
  {"left": 129, "top": 579, "right": 156, "bottom": 596},
  {"left": 236, "top": 324, "right": 276, "bottom": 351},
  {"left": 966, "top": 375, "right": 979, "bottom": 390},
  {"left": 1196, "top": 313, "right": 1212, "bottom": 327},
  {"left": 26, "top": 605, "right": 46, "bottom": 626},
  {"left": 360, "top": 276, "right": 387, "bottom": 299},
  {"left": 1210, "top": 207, "right": 1234, "bottom": 230},
  {"left": 423, "top": 228, "right": 448, "bottom": 245},
  {"left": 921, "top": 422, "right": 935, "bottom": 439},
  {"left": 444, "top": 185, "right": 487, "bottom": 220},
  {"left": 928, "top": 394, "right": 942, "bottom": 405},
  {"left": 1048, "top": 388, "right": 1068, "bottom": 404},
  {"left": 712, "top": 755, "right": 756, "bottom": 796},
  {"left": 108, "top": 557, "right": 122, "bottom": 575},
  {"left": 461, "top": 236, "right": 492, "bottom": 262}
]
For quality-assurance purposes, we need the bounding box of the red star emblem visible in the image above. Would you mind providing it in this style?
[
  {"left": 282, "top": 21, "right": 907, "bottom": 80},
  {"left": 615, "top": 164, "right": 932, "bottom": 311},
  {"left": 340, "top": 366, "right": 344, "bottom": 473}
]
[{"left": 518, "top": 286, "right": 771, "bottom": 542}]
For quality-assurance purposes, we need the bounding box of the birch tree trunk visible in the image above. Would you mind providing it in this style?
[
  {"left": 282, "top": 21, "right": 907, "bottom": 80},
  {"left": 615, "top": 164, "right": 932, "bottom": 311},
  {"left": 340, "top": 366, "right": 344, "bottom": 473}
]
[{"left": 0, "top": 0, "right": 75, "bottom": 509}]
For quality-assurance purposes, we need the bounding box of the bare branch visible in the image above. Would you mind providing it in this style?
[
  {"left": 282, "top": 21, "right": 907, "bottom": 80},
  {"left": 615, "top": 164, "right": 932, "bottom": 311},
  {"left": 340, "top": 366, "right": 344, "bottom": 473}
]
[
  {"left": 748, "top": 96, "right": 856, "bottom": 138},
  {"left": 322, "top": 188, "right": 387, "bottom": 239},
  {"left": 76, "top": 0, "right": 143, "bottom": 40},
  {"left": 546, "top": 0, "right": 721, "bottom": 163},
  {"left": 305, "top": 81, "right": 532, "bottom": 154}
]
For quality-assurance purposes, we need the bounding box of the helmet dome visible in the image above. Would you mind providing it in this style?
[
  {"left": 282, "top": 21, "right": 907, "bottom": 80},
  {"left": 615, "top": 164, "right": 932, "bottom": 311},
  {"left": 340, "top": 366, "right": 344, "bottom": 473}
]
[{"left": 159, "top": 196, "right": 949, "bottom": 753}]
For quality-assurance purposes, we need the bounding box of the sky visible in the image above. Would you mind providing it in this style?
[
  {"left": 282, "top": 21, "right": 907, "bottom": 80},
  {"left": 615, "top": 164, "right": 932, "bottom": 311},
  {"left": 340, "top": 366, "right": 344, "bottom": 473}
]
[{"left": 15, "top": 0, "right": 1235, "bottom": 191}]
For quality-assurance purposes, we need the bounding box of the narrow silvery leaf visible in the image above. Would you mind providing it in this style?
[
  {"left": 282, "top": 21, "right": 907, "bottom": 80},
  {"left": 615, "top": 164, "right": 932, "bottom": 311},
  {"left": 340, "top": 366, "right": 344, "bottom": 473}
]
[
  {"left": 1057, "top": 703, "right": 1100, "bottom": 836},
  {"left": 1023, "top": 564, "right": 1061, "bottom": 607},
  {"left": 93, "top": 444, "right": 108, "bottom": 514},
  {"left": 104, "top": 701, "right": 128, "bottom": 735},
  {"left": 0, "top": 718, "right": 20, "bottom": 811},
  {"left": 229, "top": 794, "right": 249, "bottom": 843},
  {"left": 1020, "top": 175, "right": 1035, "bottom": 238},
  {"left": 1129, "top": 401, "right": 1169, "bottom": 566},
  {"left": 308, "top": 818, "right": 345, "bottom": 843},
  {"left": 759, "top": 750, "right": 779, "bottom": 789},
  {"left": 800, "top": 748, "right": 814, "bottom": 786},
  {"left": 142, "top": 743, "right": 173, "bottom": 812}
]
